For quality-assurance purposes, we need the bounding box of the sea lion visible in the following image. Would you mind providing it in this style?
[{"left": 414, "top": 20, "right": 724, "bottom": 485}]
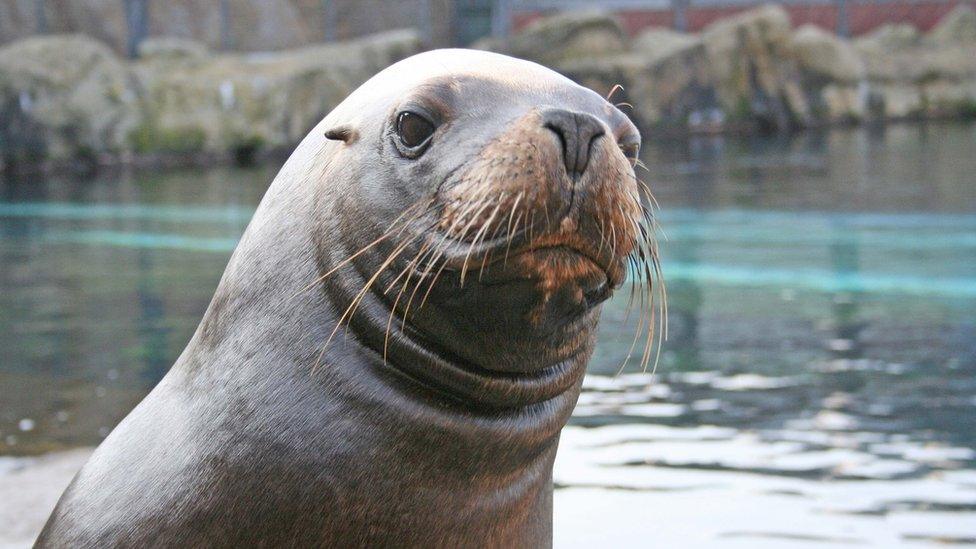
[{"left": 36, "top": 49, "right": 659, "bottom": 547}]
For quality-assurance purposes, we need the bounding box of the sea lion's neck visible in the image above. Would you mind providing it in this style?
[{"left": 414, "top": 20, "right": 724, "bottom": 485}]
[
  {"left": 186, "top": 218, "right": 568, "bottom": 540},
  {"left": 164, "top": 136, "right": 576, "bottom": 545}
]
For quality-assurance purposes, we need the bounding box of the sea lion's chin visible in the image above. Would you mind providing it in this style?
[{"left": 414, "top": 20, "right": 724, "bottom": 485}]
[{"left": 481, "top": 247, "right": 613, "bottom": 324}]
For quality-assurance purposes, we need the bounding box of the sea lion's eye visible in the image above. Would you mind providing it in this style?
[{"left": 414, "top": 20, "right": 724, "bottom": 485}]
[
  {"left": 619, "top": 142, "right": 640, "bottom": 166},
  {"left": 396, "top": 112, "right": 435, "bottom": 150}
]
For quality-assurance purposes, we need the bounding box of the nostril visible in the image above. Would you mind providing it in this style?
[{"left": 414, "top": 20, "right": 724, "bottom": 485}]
[
  {"left": 544, "top": 122, "right": 569, "bottom": 167},
  {"left": 540, "top": 108, "right": 605, "bottom": 180}
]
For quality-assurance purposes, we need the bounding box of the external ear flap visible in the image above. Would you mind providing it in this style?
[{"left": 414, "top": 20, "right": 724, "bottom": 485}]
[{"left": 324, "top": 125, "right": 357, "bottom": 143}]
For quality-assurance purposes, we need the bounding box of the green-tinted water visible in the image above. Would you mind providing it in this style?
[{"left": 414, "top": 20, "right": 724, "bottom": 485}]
[{"left": 1, "top": 123, "right": 974, "bottom": 470}]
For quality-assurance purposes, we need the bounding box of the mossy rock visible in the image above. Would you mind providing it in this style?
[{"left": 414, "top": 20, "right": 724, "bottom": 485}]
[
  {"left": 0, "top": 34, "right": 142, "bottom": 164},
  {"left": 228, "top": 132, "right": 267, "bottom": 165},
  {"left": 129, "top": 123, "right": 207, "bottom": 155}
]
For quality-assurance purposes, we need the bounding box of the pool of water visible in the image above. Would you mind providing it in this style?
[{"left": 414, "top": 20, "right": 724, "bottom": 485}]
[{"left": 1, "top": 123, "right": 975, "bottom": 545}]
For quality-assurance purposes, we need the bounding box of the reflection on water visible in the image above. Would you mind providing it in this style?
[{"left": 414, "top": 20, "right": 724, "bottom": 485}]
[{"left": 1, "top": 123, "right": 975, "bottom": 544}]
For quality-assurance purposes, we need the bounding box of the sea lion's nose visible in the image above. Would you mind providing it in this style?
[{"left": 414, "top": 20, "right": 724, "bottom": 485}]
[{"left": 541, "top": 108, "right": 605, "bottom": 181}]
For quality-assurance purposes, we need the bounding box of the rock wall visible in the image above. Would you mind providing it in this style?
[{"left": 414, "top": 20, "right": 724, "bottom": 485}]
[
  {"left": 1, "top": 5, "right": 973, "bottom": 170},
  {"left": 0, "top": 0, "right": 455, "bottom": 53},
  {"left": 855, "top": 5, "right": 976, "bottom": 119},
  {"left": 0, "top": 34, "right": 141, "bottom": 166},
  {"left": 0, "top": 30, "right": 423, "bottom": 169},
  {"left": 480, "top": 4, "right": 976, "bottom": 133}
]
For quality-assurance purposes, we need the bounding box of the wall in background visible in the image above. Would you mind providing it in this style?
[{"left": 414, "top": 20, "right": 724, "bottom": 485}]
[{"left": 0, "top": 0, "right": 456, "bottom": 54}]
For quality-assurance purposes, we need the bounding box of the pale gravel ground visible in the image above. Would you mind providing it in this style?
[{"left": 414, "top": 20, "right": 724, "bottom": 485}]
[{"left": 0, "top": 449, "right": 90, "bottom": 549}]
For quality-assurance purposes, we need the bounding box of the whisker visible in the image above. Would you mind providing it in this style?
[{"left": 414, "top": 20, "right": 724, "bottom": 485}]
[
  {"left": 312, "top": 221, "right": 428, "bottom": 374},
  {"left": 399, "top": 238, "right": 445, "bottom": 330},
  {"left": 504, "top": 211, "right": 524, "bottom": 264},
  {"left": 417, "top": 197, "right": 495, "bottom": 308},
  {"left": 456, "top": 201, "right": 496, "bottom": 285},
  {"left": 291, "top": 199, "right": 432, "bottom": 299},
  {"left": 383, "top": 237, "right": 434, "bottom": 361},
  {"left": 471, "top": 202, "right": 504, "bottom": 281}
]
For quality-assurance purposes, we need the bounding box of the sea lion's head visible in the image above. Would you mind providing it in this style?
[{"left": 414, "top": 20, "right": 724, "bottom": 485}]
[{"left": 309, "top": 49, "right": 659, "bottom": 410}]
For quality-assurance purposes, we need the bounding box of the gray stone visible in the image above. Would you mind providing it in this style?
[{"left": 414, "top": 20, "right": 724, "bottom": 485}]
[
  {"left": 0, "top": 29, "right": 422, "bottom": 166},
  {"left": 701, "top": 5, "right": 808, "bottom": 129},
  {"left": 632, "top": 27, "right": 701, "bottom": 64},
  {"left": 927, "top": 4, "right": 976, "bottom": 46},
  {"left": 792, "top": 25, "right": 866, "bottom": 120},
  {"left": 137, "top": 37, "right": 210, "bottom": 64},
  {"left": 131, "top": 29, "right": 423, "bottom": 156},
  {"left": 793, "top": 25, "right": 865, "bottom": 84},
  {"left": 854, "top": 24, "right": 921, "bottom": 53},
  {"left": 0, "top": 0, "right": 457, "bottom": 55},
  {"left": 478, "top": 11, "right": 628, "bottom": 67},
  {"left": 856, "top": 25, "right": 976, "bottom": 119},
  {"left": 0, "top": 34, "right": 141, "bottom": 164}
]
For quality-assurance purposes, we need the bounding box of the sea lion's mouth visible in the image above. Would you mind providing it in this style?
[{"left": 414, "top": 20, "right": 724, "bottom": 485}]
[
  {"left": 430, "top": 234, "right": 624, "bottom": 293},
  {"left": 478, "top": 244, "right": 614, "bottom": 309},
  {"left": 502, "top": 244, "right": 613, "bottom": 283}
]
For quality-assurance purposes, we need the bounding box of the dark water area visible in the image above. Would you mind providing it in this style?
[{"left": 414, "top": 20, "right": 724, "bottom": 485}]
[
  {"left": 1, "top": 123, "right": 975, "bottom": 529},
  {"left": 588, "top": 122, "right": 976, "bottom": 448}
]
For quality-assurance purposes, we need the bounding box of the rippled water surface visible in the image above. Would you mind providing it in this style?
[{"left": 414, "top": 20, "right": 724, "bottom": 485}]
[{"left": 2, "top": 123, "right": 975, "bottom": 546}]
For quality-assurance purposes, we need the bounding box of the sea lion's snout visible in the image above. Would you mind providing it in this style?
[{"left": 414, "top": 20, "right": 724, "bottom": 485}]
[
  {"left": 435, "top": 105, "right": 640, "bottom": 297},
  {"left": 405, "top": 99, "right": 651, "bottom": 375},
  {"left": 540, "top": 107, "right": 605, "bottom": 181}
]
